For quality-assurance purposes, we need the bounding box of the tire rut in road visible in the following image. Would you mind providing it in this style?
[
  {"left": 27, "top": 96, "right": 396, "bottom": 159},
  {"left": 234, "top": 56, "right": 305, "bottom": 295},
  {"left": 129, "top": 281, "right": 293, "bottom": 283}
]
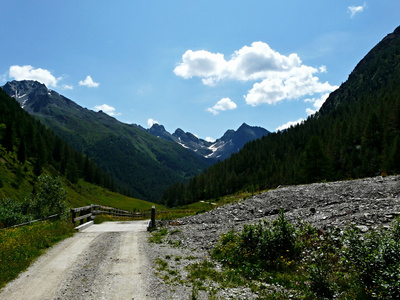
[{"left": 54, "top": 232, "right": 122, "bottom": 300}]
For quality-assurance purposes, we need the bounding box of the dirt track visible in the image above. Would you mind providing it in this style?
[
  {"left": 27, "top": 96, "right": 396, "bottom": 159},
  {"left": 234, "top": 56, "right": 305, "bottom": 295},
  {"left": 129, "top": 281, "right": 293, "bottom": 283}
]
[{"left": 0, "top": 220, "right": 151, "bottom": 300}]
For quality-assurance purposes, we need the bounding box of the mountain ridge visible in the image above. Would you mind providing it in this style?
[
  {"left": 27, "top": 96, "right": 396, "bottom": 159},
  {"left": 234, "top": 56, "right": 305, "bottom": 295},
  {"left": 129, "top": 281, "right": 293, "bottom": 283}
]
[
  {"left": 2, "top": 80, "right": 210, "bottom": 202},
  {"left": 147, "top": 122, "right": 270, "bottom": 161}
]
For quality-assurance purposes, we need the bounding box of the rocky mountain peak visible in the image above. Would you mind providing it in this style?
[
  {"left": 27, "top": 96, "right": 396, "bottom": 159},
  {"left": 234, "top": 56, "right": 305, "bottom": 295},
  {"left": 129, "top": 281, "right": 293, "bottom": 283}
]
[
  {"left": 2, "top": 80, "right": 55, "bottom": 113},
  {"left": 147, "top": 122, "right": 270, "bottom": 161}
]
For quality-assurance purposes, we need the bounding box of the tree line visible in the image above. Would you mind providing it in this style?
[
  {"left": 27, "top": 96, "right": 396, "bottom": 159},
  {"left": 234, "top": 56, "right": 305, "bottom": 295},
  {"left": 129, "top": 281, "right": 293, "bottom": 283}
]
[{"left": 0, "top": 88, "right": 119, "bottom": 192}]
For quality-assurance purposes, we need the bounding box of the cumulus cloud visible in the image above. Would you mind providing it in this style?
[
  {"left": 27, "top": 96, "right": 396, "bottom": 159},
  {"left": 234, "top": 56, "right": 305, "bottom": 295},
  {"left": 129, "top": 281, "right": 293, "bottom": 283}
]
[
  {"left": 205, "top": 137, "right": 215, "bottom": 143},
  {"left": 348, "top": 3, "right": 366, "bottom": 18},
  {"left": 94, "top": 104, "right": 120, "bottom": 116},
  {"left": 276, "top": 118, "right": 305, "bottom": 132},
  {"left": 174, "top": 42, "right": 301, "bottom": 85},
  {"left": 9, "top": 65, "right": 60, "bottom": 87},
  {"left": 0, "top": 72, "right": 7, "bottom": 84},
  {"left": 175, "top": 42, "right": 337, "bottom": 107},
  {"left": 61, "top": 84, "right": 73, "bottom": 90},
  {"left": 174, "top": 50, "right": 227, "bottom": 85},
  {"left": 305, "top": 93, "right": 331, "bottom": 115},
  {"left": 245, "top": 66, "right": 337, "bottom": 106},
  {"left": 207, "top": 97, "right": 237, "bottom": 115},
  {"left": 79, "top": 75, "right": 99, "bottom": 88},
  {"left": 147, "top": 118, "right": 158, "bottom": 127},
  {"left": 319, "top": 65, "right": 327, "bottom": 73}
]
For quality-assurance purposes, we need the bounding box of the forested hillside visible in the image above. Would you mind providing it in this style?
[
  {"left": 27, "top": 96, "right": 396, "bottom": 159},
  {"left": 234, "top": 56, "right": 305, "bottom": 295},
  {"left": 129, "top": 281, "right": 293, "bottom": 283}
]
[
  {"left": 0, "top": 88, "right": 117, "bottom": 196},
  {"left": 161, "top": 25, "right": 400, "bottom": 207},
  {"left": 2, "top": 80, "right": 210, "bottom": 202}
]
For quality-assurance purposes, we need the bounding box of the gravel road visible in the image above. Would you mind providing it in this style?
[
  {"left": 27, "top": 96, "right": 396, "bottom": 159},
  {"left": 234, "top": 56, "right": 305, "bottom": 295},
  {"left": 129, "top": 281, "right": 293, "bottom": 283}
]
[{"left": 0, "top": 220, "right": 152, "bottom": 300}]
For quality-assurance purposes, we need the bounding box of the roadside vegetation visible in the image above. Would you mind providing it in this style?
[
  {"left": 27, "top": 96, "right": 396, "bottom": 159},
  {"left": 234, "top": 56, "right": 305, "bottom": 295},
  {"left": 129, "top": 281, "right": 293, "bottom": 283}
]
[
  {"left": 149, "top": 210, "right": 400, "bottom": 299},
  {"left": 0, "top": 219, "right": 75, "bottom": 289},
  {"left": 208, "top": 211, "right": 400, "bottom": 299}
]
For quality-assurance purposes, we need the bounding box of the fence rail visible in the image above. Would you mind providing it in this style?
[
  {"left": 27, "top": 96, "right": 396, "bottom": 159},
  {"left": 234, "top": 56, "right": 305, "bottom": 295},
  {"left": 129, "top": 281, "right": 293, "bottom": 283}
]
[
  {"left": 70, "top": 205, "right": 157, "bottom": 229},
  {"left": 70, "top": 204, "right": 195, "bottom": 230},
  {"left": 1, "top": 205, "right": 195, "bottom": 230}
]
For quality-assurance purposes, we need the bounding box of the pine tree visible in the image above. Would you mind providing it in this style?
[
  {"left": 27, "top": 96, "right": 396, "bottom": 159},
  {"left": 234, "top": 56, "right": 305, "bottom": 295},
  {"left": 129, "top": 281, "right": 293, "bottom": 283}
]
[{"left": 302, "top": 136, "right": 331, "bottom": 183}]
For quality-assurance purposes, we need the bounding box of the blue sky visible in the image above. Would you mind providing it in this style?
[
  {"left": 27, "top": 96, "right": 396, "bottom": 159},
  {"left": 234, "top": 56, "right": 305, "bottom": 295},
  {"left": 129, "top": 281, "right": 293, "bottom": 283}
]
[{"left": 1, "top": 1, "right": 399, "bottom": 141}]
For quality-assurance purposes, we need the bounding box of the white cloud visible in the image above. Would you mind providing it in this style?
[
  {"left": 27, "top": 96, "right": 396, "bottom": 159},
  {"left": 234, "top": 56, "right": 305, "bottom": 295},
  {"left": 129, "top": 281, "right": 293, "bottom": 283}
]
[
  {"left": 147, "top": 118, "right": 158, "bottom": 127},
  {"left": 207, "top": 97, "right": 237, "bottom": 115},
  {"left": 205, "top": 137, "right": 215, "bottom": 143},
  {"left": 175, "top": 42, "right": 337, "bottom": 107},
  {"left": 276, "top": 118, "right": 305, "bottom": 132},
  {"left": 319, "top": 65, "right": 327, "bottom": 73},
  {"left": 0, "top": 72, "right": 7, "bottom": 84},
  {"left": 174, "top": 50, "right": 228, "bottom": 85},
  {"left": 305, "top": 93, "right": 331, "bottom": 115},
  {"left": 79, "top": 75, "right": 99, "bottom": 88},
  {"left": 94, "top": 104, "right": 120, "bottom": 116},
  {"left": 174, "top": 42, "right": 301, "bottom": 85},
  {"left": 245, "top": 66, "right": 338, "bottom": 106},
  {"left": 348, "top": 4, "right": 366, "bottom": 18},
  {"left": 9, "top": 65, "right": 60, "bottom": 87},
  {"left": 61, "top": 84, "right": 73, "bottom": 90},
  {"left": 228, "top": 42, "right": 301, "bottom": 81}
]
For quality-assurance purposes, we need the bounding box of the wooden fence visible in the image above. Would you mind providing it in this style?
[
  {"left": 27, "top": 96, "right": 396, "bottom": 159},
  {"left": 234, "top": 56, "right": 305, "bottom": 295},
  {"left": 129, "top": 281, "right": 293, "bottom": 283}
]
[
  {"left": 70, "top": 204, "right": 151, "bottom": 228},
  {"left": 71, "top": 204, "right": 195, "bottom": 230}
]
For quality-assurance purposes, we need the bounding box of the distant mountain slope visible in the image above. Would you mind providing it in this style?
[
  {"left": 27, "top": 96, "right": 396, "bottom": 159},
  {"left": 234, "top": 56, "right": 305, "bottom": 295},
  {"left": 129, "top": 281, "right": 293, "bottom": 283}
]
[
  {"left": 319, "top": 25, "right": 400, "bottom": 115},
  {"left": 2, "top": 80, "right": 210, "bottom": 202},
  {"left": 161, "top": 25, "right": 400, "bottom": 206},
  {"left": 148, "top": 123, "right": 270, "bottom": 161},
  {"left": 0, "top": 88, "right": 116, "bottom": 199}
]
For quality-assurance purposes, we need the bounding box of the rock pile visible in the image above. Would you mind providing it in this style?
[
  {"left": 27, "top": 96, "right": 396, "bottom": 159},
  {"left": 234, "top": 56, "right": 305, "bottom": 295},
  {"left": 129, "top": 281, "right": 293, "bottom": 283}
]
[
  {"left": 162, "top": 175, "right": 400, "bottom": 251},
  {"left": 148, "top": 175, "right": 400, "bottom": 299}
]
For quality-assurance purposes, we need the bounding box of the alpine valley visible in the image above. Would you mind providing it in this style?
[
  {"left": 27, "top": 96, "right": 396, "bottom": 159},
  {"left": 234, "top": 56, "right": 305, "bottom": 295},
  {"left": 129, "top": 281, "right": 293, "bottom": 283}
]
[
  {"left": 161, "top": 25, "right": 400, "bottom": 206},
  {"left": 1, "top": 80, "right": 269, "bottom": 202}
]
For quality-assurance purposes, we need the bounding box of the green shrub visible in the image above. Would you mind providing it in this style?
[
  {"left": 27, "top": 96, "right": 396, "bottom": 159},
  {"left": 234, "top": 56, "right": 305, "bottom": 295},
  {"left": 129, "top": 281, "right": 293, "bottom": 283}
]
[
  {"left": 212, "top": 210, "right": 301, "bottom": 272},
  {"left": 308, "top": 263, "right": 334, "bottom": 299},
  {"left": 0, "top": 198, "right": 31, "bottom": 228},
  {"left": 342, "top": 219, "right": 400, "bottom": 298},
  {"left": 0, "top": 175, "right": 70, "bottom": 228},
  {"left": 26, "top": 175, "right": 69, "bottom": 219},
  {"left": 211, "top": 212, "right": 400, "bottom": 298}
]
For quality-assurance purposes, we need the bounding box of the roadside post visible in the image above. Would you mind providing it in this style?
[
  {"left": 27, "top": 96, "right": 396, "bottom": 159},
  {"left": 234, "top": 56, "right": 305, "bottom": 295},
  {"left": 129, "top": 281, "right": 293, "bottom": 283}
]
[{"left": 151, "top": 206, "right": 156, "bottom": 229}]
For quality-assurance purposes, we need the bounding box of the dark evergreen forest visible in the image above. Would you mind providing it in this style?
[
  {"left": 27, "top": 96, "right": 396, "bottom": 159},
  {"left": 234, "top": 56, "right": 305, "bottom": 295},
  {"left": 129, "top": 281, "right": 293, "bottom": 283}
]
[
  {"left": 161, "top": 26, "right": 400, "bottom": 207},
  {"left": 0, "top": 88, "right": 119, "bottom": 192}
]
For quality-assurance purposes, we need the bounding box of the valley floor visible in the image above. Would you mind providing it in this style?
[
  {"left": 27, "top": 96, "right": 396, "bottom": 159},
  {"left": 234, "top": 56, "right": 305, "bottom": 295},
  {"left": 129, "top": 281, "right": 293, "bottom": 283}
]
[{"left": 2, "top": 175, "right": 399, "bottom": 299}]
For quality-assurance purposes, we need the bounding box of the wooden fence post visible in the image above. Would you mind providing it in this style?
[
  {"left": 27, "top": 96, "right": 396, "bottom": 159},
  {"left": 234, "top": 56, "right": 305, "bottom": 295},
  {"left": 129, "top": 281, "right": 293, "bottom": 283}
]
[
  {"left": 151, "top": 206, "right": 156, "bottom": 229},
  {"left": 71, "top": 209, "right": 76, "bottom": 227}
]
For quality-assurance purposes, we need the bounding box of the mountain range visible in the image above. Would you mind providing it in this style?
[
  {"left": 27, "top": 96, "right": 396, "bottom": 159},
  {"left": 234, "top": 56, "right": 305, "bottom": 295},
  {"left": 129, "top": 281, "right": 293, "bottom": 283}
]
[
  {"left": 147, "top": 122, "right": 269, "bottom": 161},
  {"left": 2, "top": 80, "right": 269, "bottom": 201}
]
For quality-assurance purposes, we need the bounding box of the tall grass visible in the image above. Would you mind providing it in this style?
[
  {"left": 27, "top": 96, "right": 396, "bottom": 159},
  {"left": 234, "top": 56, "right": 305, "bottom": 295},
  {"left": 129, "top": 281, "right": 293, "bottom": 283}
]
[{"left": 0, "top": 219, "right": 75, "bottom": 288}]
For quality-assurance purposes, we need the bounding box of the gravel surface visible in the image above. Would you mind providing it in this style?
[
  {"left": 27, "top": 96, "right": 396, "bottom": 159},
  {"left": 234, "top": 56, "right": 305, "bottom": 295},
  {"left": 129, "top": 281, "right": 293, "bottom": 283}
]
[{"left": 0, "top": 220, "right": 152, "bottom": 300}]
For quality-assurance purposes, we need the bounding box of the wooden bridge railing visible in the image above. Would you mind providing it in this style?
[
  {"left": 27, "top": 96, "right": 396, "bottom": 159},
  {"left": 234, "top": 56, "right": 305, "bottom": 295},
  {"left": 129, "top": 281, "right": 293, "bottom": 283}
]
[
  {"left": 71, "top": 204, "right": 196, "bottom": 230},
  {"left": 70, "top": 205, "right": 157, "bottom": 229}
]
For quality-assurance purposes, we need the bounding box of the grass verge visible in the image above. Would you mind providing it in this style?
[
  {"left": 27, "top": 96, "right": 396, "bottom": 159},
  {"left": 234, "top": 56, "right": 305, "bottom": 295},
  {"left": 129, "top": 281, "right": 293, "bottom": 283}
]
[{"left": 0, "top": 219, "right": 75, "bottom": 289}]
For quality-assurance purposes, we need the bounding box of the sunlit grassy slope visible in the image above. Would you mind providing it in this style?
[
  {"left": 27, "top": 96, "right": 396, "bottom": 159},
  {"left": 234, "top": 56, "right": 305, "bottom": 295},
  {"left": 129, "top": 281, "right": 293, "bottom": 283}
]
[
  {"left": 0, "top": 146, "right": 165, "bottom": 212},
  {"left": 65, "top": 179, "right": 165, "bottom": 211}
]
